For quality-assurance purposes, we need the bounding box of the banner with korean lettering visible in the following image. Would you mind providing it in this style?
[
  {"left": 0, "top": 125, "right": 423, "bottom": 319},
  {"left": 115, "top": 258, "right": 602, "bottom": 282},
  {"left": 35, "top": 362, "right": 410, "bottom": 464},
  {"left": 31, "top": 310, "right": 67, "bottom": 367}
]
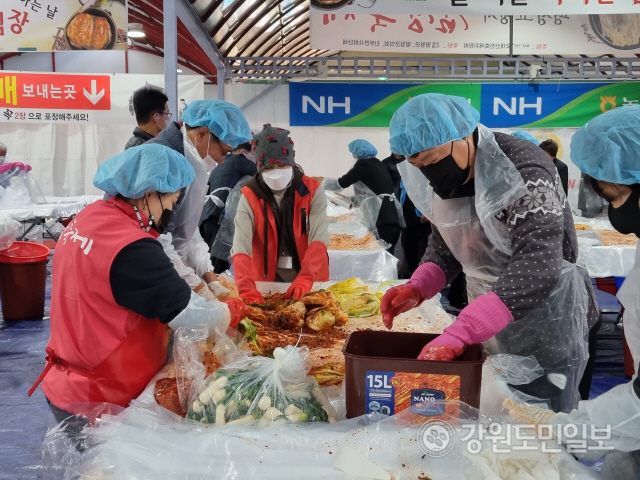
[
  {"left": 310, "top": 0, "right": 640, "bottom": 16},
  {"left": 311, "top": 13, "right": 640, "bottom": 54},
  {"left": 0, "top": 72, "right": 204, "bottom": 124},
  {"left": 289, "top": 82, "right": 640, "bottom": 128},
  {"left": 0, "top": 0, "right": 127, "bottom": 52},
  {"left": 310, "top": 13, "right": 511, "bottom": 54}
]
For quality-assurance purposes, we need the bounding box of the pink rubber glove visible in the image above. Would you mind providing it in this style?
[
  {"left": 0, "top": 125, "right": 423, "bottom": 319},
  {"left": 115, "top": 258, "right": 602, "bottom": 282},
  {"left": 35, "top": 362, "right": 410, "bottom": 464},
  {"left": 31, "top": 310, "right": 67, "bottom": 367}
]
[
  {"left": 381, "top": 262, "right": 447, "bottom": 329},
  {"left": 418, "top": 291, "right": 513, "bottom": 361},
  {"left": 0, "top": 162, "right": 27, "bottom": 174}
]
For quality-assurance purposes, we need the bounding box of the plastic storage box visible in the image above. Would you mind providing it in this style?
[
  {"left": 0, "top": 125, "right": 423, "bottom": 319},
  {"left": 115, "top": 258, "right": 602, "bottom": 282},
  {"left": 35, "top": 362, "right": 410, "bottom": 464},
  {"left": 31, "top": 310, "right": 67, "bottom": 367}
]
[{"left": 343, "top": 331, "right": 486, "bottom": 418}]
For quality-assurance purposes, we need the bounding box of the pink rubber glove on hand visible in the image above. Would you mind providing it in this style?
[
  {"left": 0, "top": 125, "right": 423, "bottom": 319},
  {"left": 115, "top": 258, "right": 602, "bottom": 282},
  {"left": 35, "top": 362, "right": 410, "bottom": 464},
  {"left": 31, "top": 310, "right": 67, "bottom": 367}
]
[
  {"left": 381, "top": 262, "right": 447, "bottom": 330},
  {"left": 418, "top": 291, "right": 513, "bottom": 361},
  {"left": 0, "top": 162, "right": 28, "bottom": 174}
]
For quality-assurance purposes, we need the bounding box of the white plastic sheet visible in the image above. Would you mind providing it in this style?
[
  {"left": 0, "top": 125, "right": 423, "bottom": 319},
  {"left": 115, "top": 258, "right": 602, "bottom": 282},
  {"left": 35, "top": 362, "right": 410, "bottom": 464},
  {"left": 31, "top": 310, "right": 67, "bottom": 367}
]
[
  {"left": 42, "top": 395, "right": 598, "bottom": 480},
  {"left": 0, "top": 195, "right": 101, "bottom": 222}
]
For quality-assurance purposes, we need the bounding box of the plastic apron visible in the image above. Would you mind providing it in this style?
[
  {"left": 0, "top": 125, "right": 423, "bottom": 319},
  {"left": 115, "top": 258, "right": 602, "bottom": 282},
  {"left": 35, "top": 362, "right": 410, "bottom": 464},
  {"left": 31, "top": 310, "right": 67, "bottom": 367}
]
[
  {"left": 618, "top": 244, "right": 640, "bottom": 379},
  {"left": 210, "top": 175, "right": 252, "bottom": 262},
  {"left": 171, "top": 129, "right": 211, "bottom": 251},
  {"left": 356, "top": 181, "right": 406, "bottom": 239},
  {"left": 398, "top": 125, "right": 589, "bottom": 412}
]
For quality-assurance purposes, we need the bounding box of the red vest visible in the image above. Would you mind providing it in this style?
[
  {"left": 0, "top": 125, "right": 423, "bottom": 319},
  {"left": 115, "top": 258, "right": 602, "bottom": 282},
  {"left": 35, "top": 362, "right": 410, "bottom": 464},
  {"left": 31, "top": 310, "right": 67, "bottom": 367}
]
[
  {"left": 34, "top": 197, "right": 168, "bottom": 416},
  {"left": 241, "top": 176, "right": 329, "bottom": 282}
]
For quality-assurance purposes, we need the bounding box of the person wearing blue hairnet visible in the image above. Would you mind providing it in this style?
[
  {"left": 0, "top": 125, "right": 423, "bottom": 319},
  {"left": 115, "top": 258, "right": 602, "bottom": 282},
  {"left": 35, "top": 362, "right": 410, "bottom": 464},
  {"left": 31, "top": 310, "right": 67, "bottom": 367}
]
[
  {"left": 506, "top": 106, "right": 640, "bottom": 479},
  {"left": 382, "top": 93, "right": 599, "bottom": 413},
  {"left": 29, "top": 144, "right": 246, "bottom": 430},
  {"left": 324, "top": 139, "right": 404, "bottom": 253},
  {"left": 145, "top": 99, "right": 252, "bottom": 301}
]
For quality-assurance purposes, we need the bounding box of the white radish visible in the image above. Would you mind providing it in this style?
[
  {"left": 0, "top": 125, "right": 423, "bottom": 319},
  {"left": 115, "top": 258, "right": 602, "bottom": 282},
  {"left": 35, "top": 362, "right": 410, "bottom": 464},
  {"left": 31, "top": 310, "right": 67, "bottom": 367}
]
[
  {"left": 257, "top": 395, "right": 272, "bottom": 411},
  {"left": 228, "top": 415, "right": 255, "bottom": 425},
  {"left": 328, "top": 416, "right": 336, "bottom": 424},
  {"left": 285, "top": 404, "right": 303, "bottom": 416},
  {"left": 286, "top": 413, "right": 308, "bottom": 423},
  {"left": 198, "top": 389, "right": 213, "bottom": 404},
  {"left": 192, "top": 400, "right": 204, "bottom": 413},
  {"left": 212, "top": 389, "right": 226, "bottom": 404},
  {"left": 287, "top": 390, "right": 311, "bottom": 400},
  {"left": 225, "top": 400, "right": 237, "bottom": 416},
  {"left": 211, "top": 376, "right": 228, "bottom": 390},
  {"left": 215, "top": 404, "right": 226, "bottom": 425},
  {"left": 262, "top": 407, "right": 283, "bottom": 421}
]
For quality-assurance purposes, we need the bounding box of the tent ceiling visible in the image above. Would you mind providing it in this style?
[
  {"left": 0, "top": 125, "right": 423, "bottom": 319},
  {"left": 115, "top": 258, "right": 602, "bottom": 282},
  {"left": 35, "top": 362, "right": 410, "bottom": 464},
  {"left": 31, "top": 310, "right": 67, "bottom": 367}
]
[{"left": 128, "top": 0, "right": 335, "bottom": 80}]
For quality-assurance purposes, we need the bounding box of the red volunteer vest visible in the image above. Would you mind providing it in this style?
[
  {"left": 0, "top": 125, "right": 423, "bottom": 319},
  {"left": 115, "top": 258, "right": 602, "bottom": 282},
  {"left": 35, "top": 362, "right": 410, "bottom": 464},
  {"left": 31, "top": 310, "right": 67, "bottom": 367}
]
[
  {"left": 32, "top": 197, "right": 168, "bottom": 416},
  {"left": 241, "top": 175, "right": 329, "bottom": 282}
]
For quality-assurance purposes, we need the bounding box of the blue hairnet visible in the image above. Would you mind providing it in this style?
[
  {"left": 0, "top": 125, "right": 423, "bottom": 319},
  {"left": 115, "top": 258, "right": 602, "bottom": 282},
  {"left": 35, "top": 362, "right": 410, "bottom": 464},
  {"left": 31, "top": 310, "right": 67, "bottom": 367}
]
[
  {"left": 348, "top": 139, "right": 378, "bottom": 159},
  {"left": 94, "top": 144, "right": 195, "bottom": 199},
  {"left": 511, "top": 130, "right": 539, "bottom": 144},
  {"left": 389, "top": 93, "right": 480, "bottom": 156},
  {"left": 571, "top": 106, "right": 640, "bottom": 185},
  {"left": 181, "top": 99, "right": 252, "bottom": 148}
]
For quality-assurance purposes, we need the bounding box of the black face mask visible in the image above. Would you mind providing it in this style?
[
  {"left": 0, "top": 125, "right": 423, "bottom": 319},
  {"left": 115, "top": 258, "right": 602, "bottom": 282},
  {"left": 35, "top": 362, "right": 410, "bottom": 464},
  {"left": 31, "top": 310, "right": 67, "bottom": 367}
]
[
  {"left": 148, "top": 193, "right": 173, "bottom": 234},
  {"left": 419, "top": 140, "right": 471, "bottom": 199},
  {"left": 608, "top": 187, "right": 640, "bottom": 237}
]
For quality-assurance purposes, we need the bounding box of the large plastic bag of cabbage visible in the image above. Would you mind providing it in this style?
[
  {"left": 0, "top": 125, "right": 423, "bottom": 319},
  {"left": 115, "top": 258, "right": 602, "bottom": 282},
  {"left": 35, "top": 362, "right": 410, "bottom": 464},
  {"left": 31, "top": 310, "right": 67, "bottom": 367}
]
[
  {"left": 186, "top": 346, "right": 337, "bottom": 426},
  {"left": 327, "top": 278, "right": 381, "bottom": 317}
]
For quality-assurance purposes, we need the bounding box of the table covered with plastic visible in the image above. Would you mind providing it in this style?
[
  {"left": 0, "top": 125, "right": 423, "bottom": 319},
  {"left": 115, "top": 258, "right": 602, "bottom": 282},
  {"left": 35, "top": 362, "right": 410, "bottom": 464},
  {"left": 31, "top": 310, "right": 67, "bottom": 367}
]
[{"left": 574, "top": 216, "right": 637, "bottom": 278}]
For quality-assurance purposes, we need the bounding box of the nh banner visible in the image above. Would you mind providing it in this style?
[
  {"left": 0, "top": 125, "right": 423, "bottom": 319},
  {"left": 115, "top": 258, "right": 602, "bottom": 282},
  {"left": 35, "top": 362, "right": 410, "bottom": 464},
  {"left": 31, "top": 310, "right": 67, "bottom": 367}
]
[
  {"left": 289, "top": 82, "right": 640, "bottom": 128},
  {"left": 309, "top": 0, "right": 640, "bottom": 15}
]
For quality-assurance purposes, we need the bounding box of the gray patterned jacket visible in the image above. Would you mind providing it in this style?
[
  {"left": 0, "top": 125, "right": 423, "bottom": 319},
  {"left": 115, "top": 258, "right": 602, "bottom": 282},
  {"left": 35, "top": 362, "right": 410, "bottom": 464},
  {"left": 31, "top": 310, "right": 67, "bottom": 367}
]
[{"left": 422, "top": 132, "right": 599, "bottom": 327}]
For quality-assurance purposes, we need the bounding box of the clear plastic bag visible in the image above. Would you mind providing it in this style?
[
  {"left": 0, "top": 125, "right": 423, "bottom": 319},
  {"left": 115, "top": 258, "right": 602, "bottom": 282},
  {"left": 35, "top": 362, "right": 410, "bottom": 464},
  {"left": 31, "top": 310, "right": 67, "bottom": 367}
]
[
  {"left": 480, "top": 354, "right": 550, "bottom": 417},
  {"left": 185, "top": 346, "right": 338, "bottom": 426},
  {"left": 173, "top": 325, "right": 247, "bottom": 414},
  {"left": 0, "top": 219, "right": 21, "bottom": 250}
]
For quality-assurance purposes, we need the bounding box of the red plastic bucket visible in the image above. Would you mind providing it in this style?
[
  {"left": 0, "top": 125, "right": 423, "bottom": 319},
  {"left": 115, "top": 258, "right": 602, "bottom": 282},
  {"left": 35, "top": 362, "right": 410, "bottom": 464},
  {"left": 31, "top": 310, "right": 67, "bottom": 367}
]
[{"left": 0, "top": 241, "right": 50, "bottom": 320}]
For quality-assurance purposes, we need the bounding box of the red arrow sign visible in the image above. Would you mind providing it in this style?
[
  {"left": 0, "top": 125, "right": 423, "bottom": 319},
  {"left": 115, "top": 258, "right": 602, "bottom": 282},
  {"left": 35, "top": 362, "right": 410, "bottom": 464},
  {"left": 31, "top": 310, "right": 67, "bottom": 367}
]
[{"left": 0, "top": 73, "right": 111, "bottom": 110}]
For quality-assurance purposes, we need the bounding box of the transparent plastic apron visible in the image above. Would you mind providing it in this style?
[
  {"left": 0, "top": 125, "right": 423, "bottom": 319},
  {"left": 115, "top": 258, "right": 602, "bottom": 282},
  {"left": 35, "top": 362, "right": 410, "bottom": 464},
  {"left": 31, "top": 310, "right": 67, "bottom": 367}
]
[
  {"left": 356, "top": 182, "right": 405, "bottom": 239},
  {"left": 210, "top": 176, "right": 252, "bottom": 262},
  {"left": 172, "top": 129, "right": 211, "bottom": 251},
  {"left": 618, "top": 244, "right": 640, "bottom": 380},
  {"left": 399, "top": 125, "right": 589, "bottom": 411}
]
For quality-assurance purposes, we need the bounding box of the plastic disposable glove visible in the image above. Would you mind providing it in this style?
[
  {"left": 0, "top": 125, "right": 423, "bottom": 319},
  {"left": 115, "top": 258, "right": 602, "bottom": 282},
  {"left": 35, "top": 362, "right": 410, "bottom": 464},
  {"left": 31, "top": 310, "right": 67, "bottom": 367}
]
[
  {"left": 221, "top": 298, "right": 249, "bottom": 328},
  {"left": 168, "top": 291, "right": 231, "bottom": 333},
  {"left": 323, "top": 178, "right": 343, "bottom": 192},
  {"left": 232, "top": 253, "right": 265, "bottom": 304},
  {"left": 286, "top": 241, "right": 328, "bottom": 300},
  {"left": 196, "top": 284, "right": 217, "bottom": 302},
  {"left": 503, "top": 398, "right": 555, "bottom": 427},
  {"left": 381, "top": 262, "right": 447, "bottom": 329},
  {"left": 418, "top": 291, "right": 513, "bottom": 361}
]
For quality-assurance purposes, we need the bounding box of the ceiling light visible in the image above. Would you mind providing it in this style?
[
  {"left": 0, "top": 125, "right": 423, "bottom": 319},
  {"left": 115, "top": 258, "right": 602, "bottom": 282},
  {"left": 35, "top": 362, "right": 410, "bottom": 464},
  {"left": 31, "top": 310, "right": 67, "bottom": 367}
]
[
  {"left": 378, "top": 76, "right": 388, "bottom": 81},
  {"left": 127, "top": 23, "right": 145, "bottom": 38},
  {"left": 177, "top": 69, "right": 183, "bottom": 73}
]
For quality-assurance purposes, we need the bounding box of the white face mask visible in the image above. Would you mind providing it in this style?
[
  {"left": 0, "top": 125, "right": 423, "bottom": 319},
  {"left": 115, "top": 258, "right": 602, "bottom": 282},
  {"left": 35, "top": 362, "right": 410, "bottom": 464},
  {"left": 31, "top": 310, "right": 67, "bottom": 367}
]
[
  {"left": 202, "top": 134, "right": 217, "bottom": 171},
  {"left": 262, "top": 166, "right": 293, "bottom": 191},
  {"left": 0, "top": 156, "right": 5, "bottom": 165}
]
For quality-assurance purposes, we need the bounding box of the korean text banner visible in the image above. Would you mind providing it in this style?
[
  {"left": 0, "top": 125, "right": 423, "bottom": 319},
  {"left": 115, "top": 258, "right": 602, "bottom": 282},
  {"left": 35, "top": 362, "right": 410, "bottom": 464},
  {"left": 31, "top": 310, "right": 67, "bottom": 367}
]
[
  {"left": 289, "top": 82, "right": 640, "bottom": 128},
  {"left": 0, "top": 0, "right": 127, "bottom": 52},
  {"left": 310, "top": 0, "right": 640, "bottom": 15},
  {"left": 0, "top": 72, "right": 204, "bottom": 124},
  {"left": 311, "top": 14, "right": 640, "bottom": 55}
]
